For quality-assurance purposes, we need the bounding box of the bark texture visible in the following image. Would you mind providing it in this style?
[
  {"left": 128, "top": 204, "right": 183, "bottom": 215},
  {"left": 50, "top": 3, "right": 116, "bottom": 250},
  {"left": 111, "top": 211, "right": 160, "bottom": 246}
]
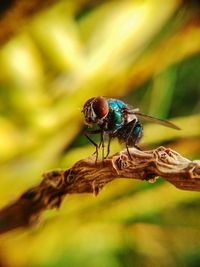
[{"left": 0, "top": 146, "right": 200, "bottom": 235}]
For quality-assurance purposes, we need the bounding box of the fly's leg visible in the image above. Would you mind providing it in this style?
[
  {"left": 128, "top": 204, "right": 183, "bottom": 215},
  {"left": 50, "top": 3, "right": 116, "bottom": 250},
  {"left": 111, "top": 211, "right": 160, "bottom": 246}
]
[
  {"left": 125, "top": 119, "right": 137, "bottom": 160},
  {"left": 126, "top": 142, "right": 142, "bottom": 157},
  {"left": 84, "top": 129, "right": 101, "bottom": 163},
  {"left": 105, "top": 135, "right": 112, "bottom": 159},
  {"left": 100, "top": 131, "right": 105, "bottom": 162},
  {"left": 98, "top": 139, "right": 102, "bottom": 149},
  {"left": 84, "top": 133, "right": 99, "bottom": 162},
  {"left": 126, "top": 143, "right": 132, "bottom": 160}
]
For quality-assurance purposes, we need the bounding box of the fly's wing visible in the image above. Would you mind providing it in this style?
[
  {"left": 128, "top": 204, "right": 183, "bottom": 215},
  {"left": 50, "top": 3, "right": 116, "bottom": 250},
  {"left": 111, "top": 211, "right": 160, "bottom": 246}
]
[{"left": 127, "top": 110, "right": 180, "bottom": 130}]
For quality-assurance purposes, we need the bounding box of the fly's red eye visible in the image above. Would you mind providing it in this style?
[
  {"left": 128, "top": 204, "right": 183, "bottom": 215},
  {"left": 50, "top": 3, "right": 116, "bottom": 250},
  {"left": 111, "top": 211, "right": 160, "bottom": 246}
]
[{"left": 92, "top": 97, "right": 109, "bottom": 119}]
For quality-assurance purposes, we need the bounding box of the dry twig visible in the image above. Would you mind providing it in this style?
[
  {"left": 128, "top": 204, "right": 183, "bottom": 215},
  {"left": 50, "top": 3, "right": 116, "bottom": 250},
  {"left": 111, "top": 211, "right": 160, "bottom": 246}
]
[{"left": 0, "top": 146, "right": 200, "bottom": 235}]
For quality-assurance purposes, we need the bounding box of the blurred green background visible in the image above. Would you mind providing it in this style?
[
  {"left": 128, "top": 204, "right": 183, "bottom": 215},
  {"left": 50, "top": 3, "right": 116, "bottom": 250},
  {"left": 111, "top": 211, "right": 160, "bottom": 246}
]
[{"left": 0, "top": 0, "right": 200, "bottom": 266}]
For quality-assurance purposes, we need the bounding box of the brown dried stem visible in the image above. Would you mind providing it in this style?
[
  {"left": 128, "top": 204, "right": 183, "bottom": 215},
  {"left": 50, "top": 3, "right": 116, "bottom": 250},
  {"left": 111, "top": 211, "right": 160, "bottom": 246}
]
[{"left": 0, "top": 146, "right": 200, "bottom": 235}]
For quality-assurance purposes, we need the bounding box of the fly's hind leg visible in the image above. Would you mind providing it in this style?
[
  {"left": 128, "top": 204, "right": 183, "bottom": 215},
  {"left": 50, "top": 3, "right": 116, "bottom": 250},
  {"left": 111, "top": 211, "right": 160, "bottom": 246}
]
[
  {"left": 125, "top": 119, "right": 137, "bottom": 160},
  {"left": 126, "top": 143, "right": 132, "bottom": 160}
]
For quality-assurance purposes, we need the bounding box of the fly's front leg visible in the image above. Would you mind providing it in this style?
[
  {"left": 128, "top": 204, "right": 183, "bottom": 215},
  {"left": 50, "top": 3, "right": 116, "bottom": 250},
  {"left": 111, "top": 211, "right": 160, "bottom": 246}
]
[
  {"left": 84, "top": 133, "right": 99, "bottom": 162},
  {"left": 84, "top": 129, "right": 101, "bottom": 163}
]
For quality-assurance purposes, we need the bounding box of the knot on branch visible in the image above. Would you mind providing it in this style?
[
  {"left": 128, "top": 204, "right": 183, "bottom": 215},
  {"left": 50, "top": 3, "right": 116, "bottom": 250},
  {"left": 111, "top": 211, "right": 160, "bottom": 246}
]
[
  {"left": 20, "top": 170, "right": 68, "bottom": 210},
  {"left": 153, "top": 146, "right": 191, "bottom": 173},
  {"left": 39, "top": 170, "right": 75, "bottom": 209},
  {"left": 42, "top": 170, "right": 63, "bottom": 188},
  {"left": 64, "top": 169, "right": 76, "bottom": 184},
  {"left": 114, "top": 153, "right": 129, "bottom": 173},
  {"left": 187, "top": 161, "right": 200, "bottom": 179},
  {"left": 155, "top": 146, "right": 184, "bottom": 164},
  {"left": 21, "top": 187, "right": 42, "bottom": 202}
]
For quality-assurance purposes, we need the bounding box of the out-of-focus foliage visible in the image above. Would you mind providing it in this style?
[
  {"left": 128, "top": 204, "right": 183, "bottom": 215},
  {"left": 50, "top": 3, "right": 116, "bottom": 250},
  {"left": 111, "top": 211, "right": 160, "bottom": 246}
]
[{"left": 0, "top": 0, "right": 200, "bottom": 266}]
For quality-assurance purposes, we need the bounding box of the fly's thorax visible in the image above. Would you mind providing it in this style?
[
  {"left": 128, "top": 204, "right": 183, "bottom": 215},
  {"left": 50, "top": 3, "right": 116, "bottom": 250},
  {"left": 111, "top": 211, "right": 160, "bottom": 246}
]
[
  {"left": 106, "top": 99, "right": 127, "bottom": 130},
  {"left": 107, "top": 99, "right": 127, "bottom": 111},
  {"left": 113, "top": 110, "right": 123, "bottom": 128},
  {"left": 102, "top": 108, "right": 124, "bottom": 132}
]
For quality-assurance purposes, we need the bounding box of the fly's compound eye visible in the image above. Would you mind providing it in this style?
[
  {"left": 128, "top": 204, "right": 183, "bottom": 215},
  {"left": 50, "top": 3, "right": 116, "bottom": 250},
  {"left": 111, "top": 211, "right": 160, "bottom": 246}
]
[
  {"left": 82, "top": 96, "right": 109, "bottom": 125},
  {"left": 92, "top": 97, "right": 109, "bottom": 121}
]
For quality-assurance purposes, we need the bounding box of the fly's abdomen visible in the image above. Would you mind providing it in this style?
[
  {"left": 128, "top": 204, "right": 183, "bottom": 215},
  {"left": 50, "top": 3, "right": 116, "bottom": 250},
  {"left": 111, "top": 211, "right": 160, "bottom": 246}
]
[{"left": 116, "top": 120, "right": 143, "bottom": 146}]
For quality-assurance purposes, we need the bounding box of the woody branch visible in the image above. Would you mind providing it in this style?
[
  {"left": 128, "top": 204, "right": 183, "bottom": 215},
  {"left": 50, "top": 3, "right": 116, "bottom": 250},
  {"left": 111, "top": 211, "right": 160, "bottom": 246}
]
[{"left": 0, "top": 146, "right": 200, "bottom": 235}]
